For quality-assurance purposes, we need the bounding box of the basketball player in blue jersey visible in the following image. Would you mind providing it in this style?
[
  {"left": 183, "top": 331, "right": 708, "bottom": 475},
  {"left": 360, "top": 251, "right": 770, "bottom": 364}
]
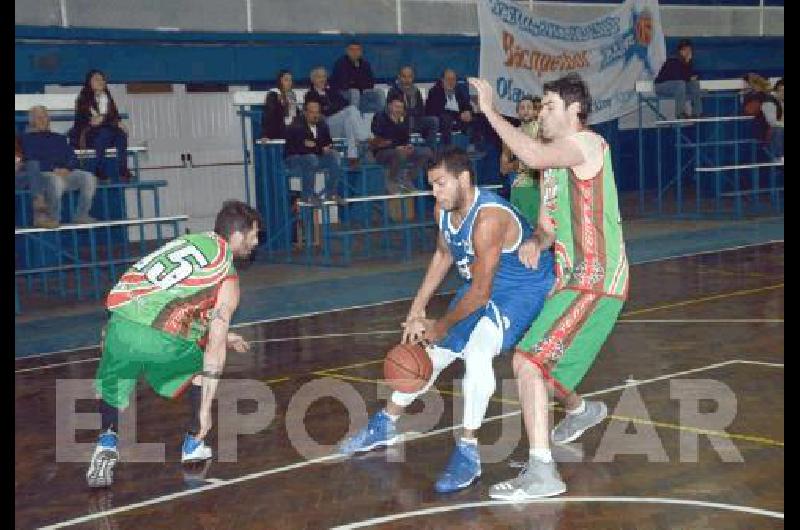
[{"left": 338, "top": 146, "right": 556, "bottom": 493}]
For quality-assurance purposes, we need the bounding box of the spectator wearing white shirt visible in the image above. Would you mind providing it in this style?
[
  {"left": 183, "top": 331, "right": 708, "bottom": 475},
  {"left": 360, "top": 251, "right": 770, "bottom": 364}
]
[{"left": 762, "top": 78, "right": 784, "bottom": 160}]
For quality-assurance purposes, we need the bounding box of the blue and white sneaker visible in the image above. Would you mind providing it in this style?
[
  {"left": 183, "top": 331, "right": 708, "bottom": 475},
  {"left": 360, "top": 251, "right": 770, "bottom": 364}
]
[
  {"left": 337, "top": 410, "right": 400, "bottom": 455},
  {"left": 434, "top": 439, "right": 481, "bottom": 493},
  {"left": 86, "top": 430, "right": 119, "bottom": 488},
  {"left": 181, "top": 434, "right": 213, "bottom": 463}
]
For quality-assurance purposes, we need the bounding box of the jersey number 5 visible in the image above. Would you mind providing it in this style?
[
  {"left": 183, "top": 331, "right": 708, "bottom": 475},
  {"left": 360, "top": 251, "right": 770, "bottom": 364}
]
[{"left": 139, "top": 244, "right": 209, "bottom": 289}]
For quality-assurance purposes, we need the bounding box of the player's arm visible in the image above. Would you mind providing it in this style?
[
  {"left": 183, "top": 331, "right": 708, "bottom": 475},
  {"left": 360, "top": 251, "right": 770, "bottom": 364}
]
[
  {"left": 468, "top": 77, "right": 585, "bottom": 170},
  {"left": 519, "top": 181, "right": 557, "bottom": 270},
  {"left": 406, "top": 204, "right": 453, "bottom": 321},
  {"left": 197, "top": 278, "right": 240, "bottom": 439},
  {"left": 430, "top": 210, "right": 505, "bottom": 339}
]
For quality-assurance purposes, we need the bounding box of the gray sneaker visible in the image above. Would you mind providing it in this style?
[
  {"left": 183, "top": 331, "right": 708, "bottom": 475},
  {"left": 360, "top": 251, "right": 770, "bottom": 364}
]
[
  {"left": 552, "top": 400, "right": 608, "bottom": 445},
  {"left": 489, "top": 458, "right": 566, "bottom": 500}
]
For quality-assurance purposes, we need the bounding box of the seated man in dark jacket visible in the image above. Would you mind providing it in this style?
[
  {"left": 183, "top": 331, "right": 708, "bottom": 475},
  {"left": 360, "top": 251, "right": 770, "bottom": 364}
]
[
  {"left": 22, "top": 106, "right": 97, "bottom": 227},
  {"left": 370, "top": 96, "right": 433, "bottom": 194},
  {"left": 387, "top": 66, "right": 439, "bottom": 151},
  {"left": 654, "top": 39, "right": 703, "bottom": 119},
  {"left": 329, "top": 42, "right": 385, "bottom": 114},
  {"left": 285, "top": 97, "right": 343, "bottom": 205},
  {"left": 307, "top": 66, "right": 371, "bottom": 166},
  {"left": 425, "top": 69, "right": 482, "bottom": 146}
]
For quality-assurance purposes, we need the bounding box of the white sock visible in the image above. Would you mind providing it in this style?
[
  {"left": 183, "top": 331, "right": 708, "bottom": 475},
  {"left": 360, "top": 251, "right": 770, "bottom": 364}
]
[
  {"left": 460, "top": 437, "right": 478, "bottom": 445},
  {"left": 568, "top": 399, "right": 586, "bottom": 416},
  {"left": 383, "top": 409, "right": 399, "bottom": 422},
  {"left": 530, "top": 447, "right": 553, "bottom": 463}
]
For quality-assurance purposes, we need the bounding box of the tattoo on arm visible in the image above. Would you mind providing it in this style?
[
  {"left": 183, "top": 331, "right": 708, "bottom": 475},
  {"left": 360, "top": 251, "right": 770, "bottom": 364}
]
[{"left": 209, "top": 304, "right": 230, "bottom": 324}]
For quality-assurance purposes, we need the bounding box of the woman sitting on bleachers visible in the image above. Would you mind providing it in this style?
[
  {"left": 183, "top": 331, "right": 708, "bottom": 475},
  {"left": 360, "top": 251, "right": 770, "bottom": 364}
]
[
  {"left": 260, "top": 69, "right": 298, "bottom": 141},
  {"left": 70, "top": 69, "right": 132, "bottom": 181}
]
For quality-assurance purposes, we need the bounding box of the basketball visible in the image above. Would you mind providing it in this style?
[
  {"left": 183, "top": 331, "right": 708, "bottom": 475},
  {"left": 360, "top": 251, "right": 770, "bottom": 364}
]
[{"left": 384, "top": 343, "right": 433, "bottom": 393}]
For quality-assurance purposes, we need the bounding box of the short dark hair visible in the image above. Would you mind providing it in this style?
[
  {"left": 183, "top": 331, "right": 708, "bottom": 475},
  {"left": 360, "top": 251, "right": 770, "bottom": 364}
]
[
  {"left": 347, "top": 41, "right": 362, "bottom": 47},
  {"left": 303, "top": 94, "right": 322, "bottom": 109},
  {"left": 543, "top": 73, "right": 592, "bottom": 124},
  {"left": 428, "top": 146, "right": 475, "bottom": 184},
  {"left": 387, "top": 94, "right": 405, "bottom": 106},
  {"left": 214, "top": 200, "right": 262, "bottom": 240},
  {"left": 517, "top": 95, "right": 541, "bottom": 110},
  {"left": 775, "top": 78, "right": 784, "bottom": 91},
  {"left": 677, "top": 39, "right": 692, "bottom": 52}
]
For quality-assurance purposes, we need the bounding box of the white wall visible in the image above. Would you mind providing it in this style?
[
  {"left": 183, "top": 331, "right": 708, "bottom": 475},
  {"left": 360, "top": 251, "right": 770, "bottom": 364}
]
[
  {"left": 16, "top": 0, "right": 784, "bottom": 37},
  {"left": 45, "top": 83, "right": 252, "bottom": 237}
]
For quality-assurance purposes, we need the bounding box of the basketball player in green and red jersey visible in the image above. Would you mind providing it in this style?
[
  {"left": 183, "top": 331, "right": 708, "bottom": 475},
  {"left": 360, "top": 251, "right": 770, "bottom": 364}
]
[
  {"left": 86, "top": 200, "right": 261, "bottom": 488},
  {"left": 469, "top": 74, "right": 629, "bottom": 499}
]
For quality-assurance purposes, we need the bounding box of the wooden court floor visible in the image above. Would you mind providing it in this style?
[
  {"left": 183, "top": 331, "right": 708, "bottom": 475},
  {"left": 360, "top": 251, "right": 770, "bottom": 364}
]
[{"left": 15, "top": 242, "right": 784, "bottom": 529}]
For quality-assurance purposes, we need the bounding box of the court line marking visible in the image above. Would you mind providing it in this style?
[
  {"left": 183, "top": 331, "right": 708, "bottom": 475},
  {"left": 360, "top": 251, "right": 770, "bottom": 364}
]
[
  {"left": 16, "top": 240, "right": 784, "bottom": 363},
  {"left": 16, "top": 315, "right": 785, "bottom": 375},
  {"left": 330, "top": 497, "right": 783, "bottom": 529},
  {"left": 622, "top": 283, "right": 783, "bottom": 317},
  {"left": 39, "top": 359, "right": 772, "bottom": 529},
  {"left": 318, "top": 367, "right": 785, "bottom": 448}
]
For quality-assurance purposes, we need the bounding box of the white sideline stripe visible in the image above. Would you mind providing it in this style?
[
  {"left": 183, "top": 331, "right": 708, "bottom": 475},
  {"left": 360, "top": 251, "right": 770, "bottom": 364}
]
[
  {"left": 15, "top": 357, "right": 101, "bottom": 374},
  {"left": 331, "top": 497, "right": 783, "bottom": 529},
  {"left": 36, "top": 359, "right": 770, "bottom": 528},
  {"left": 297, "top": 185, "right": 503, "bottom": 206},
  {"left": 734, "top": 360, "right": 784, "bottom": 368},
  {"left": 696, "top": 162, "right": 784, "bottom": 172},
  {"left": 14, "top": 240, "right": 785, "bottom": 365},
  {"left": 14, "top": 215, "right": 188, "bottom": 235},
  {"left": 655, "top": 116, "right": 753, "bottom": 126},
  {"left": 37, "top": 454, "right": 343, "bottom": 529},
  {"left": 75, "top": 146, "right": 148, "bottom": 157}
]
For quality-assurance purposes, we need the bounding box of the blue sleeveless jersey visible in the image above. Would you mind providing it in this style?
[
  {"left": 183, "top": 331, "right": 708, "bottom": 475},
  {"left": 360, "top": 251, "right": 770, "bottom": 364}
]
[
  {"left": 439, "top": 188, "right": 554, "bottom": 292},
  {"left": 436, "top": 188, "right": 556, "bottom": 354}
]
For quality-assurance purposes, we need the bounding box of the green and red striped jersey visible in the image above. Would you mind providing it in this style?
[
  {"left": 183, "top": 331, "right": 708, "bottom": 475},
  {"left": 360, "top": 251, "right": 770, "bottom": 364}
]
[
  {"left": 107, "top": 232, "right": 238, "bottom": 342},
  {"left": 540, "top": 131, "right": 629, "bottom": 299}
]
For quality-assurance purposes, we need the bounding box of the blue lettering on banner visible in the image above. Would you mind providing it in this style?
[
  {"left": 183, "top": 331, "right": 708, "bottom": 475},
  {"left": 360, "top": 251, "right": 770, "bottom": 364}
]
[
  {"left": 489, "top": 0, "right": 620, "bottom": 42},
  {"left": 496, "top": 77, "right": 535, "bottom": 104}
]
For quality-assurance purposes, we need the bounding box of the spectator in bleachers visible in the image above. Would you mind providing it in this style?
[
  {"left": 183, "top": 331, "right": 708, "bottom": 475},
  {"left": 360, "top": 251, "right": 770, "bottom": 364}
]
[
  {"left": 426, "top": 69, "right": 479, "bottom": 147},
  {"left": 16, "top": 133, "right": 51, "bottom": 228},
  {"left": 329, "top": 41, "right": 385, "bottom": 114},
  {"left": 500, "top": 95, "right": 542, "bottom": 223},
  {"left": 370, "top": 95, "right": 433, "bottom": 194},
  {"left": 762, "top": 78, "right": 784, "bottom": 161},
  {"left": 307, "top": 66, "right": 371, "bottom": 168},
  {"left": 654, "top": 39, "right": 703, "bottom": 119},
  {"left": 388, "top": 66, "right": 439, "bottom": 151},
  {"left": 72, "top": 69, "right": 131, "bottom": 181},
  {"left": 285, "top": 98, "right": 343, "bottom": 206},
  {"left": 23, "top": 106, "right": 97, "bottom": 227},
  {"left": 261, "top": 69, "right": 299, "bottom": 141}
]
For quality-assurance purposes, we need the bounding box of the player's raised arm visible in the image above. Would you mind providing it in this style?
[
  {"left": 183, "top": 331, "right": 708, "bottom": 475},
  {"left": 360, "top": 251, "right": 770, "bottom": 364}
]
[
  {"left": 468, "top": 77, "right": 585, "bottom": 170},
  {"left": 197, "top": 277, "right": 240, "bottom": 439}
]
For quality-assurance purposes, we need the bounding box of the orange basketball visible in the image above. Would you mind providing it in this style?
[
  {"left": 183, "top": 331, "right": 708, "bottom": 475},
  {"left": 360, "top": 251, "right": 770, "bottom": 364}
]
[{"left": 384, "top": 343, "right": 433, "bottom": 393}]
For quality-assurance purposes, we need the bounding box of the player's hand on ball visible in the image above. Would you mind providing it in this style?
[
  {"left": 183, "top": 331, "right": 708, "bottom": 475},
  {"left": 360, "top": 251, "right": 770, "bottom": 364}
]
[
  {"left": 468, "top": 77, "right": 494, "bottom": 114},
  {"left": 519, "top": 238, "right": 542, "bottom": 269},
  {"left": 401, "top": 317, "right": 426, "bottom": 344},
  {"left": 227, "top": 332, "right": 250, "bottom": 353}
]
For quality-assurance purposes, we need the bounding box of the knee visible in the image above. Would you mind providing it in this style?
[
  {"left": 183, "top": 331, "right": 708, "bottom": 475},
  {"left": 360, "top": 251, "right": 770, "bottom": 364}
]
[
  {"left": 80, "top": 171, "right": 97, "bottom": 193},
  {"left": 464, "top": 361, "right": 496, "bottom": 399},
  {"left": 513, "top": 350, "right": 542, "bottom": 380},
  {"left": 675, "top": 82, "right": 687, "bottom": 96}
]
